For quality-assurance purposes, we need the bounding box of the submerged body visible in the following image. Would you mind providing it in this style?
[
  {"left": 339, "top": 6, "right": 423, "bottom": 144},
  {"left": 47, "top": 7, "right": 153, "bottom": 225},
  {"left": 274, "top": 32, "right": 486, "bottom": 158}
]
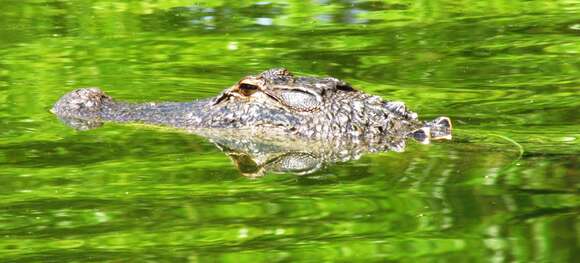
[{"left": 52, "top": 68, "right": 451, "bottom": 143}]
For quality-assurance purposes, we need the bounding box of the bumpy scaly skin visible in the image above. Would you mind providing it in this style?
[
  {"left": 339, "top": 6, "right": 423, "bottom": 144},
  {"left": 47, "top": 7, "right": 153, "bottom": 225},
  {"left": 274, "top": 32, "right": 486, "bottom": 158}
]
[
  {"left": 51, "top": 68, "right": 451, "bottom": 142},
  {"left": 52, "top": 69, "right": 452, "bottom": 176}
]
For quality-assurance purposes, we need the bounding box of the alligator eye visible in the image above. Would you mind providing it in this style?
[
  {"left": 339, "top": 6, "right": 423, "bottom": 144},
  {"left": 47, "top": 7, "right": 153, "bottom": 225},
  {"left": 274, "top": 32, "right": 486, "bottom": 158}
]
[{"left": 238, "top": 83, "right": 259, "bottom": 96}]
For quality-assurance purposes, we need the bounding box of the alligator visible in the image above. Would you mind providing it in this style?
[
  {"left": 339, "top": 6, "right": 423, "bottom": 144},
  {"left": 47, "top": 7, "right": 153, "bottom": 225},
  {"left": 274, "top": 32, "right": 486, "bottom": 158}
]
[{"left": 51, "top": 68, "right": 451, "bottom": 176}]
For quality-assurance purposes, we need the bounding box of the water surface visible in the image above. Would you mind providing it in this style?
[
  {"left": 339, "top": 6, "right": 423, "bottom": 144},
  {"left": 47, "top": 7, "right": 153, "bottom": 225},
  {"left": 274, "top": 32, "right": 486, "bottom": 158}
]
[{"left": 0, "top": 0, "right": 578, "bottom": 262}]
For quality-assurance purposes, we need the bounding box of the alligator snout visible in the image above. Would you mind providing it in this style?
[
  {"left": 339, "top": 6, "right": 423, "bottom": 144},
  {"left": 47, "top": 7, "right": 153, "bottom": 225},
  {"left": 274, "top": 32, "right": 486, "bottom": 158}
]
[{"left": 51, "top": 88, "right": 110, "bottom": 119}]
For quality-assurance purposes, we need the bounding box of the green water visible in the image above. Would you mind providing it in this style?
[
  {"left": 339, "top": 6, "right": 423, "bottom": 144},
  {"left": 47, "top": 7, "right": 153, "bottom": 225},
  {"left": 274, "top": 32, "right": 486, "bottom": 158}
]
[{"left": 1, "top": 0, "right": 579, "bottom": 262}]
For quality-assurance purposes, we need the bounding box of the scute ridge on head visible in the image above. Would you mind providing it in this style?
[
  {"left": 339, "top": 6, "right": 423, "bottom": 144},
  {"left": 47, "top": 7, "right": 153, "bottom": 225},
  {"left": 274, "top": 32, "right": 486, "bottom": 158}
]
[{"left": 258, "top": 68, "right": 294, "bottom": 84}]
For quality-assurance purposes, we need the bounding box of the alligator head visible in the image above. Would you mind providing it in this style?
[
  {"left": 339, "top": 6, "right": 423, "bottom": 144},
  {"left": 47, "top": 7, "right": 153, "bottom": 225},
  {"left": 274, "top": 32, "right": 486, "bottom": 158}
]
[
  {"left": 52, "top": 68, "right": 451, "bottom": 141},
  {"left": 51, "top": 68, "right": 452, "bottom": 176}
]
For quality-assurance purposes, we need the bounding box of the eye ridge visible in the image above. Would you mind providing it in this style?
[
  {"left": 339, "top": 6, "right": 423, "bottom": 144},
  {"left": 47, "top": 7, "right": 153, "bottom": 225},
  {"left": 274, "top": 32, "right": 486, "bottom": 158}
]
[{"left": 262, "top": 89, "right": 321, "bottom": 112}]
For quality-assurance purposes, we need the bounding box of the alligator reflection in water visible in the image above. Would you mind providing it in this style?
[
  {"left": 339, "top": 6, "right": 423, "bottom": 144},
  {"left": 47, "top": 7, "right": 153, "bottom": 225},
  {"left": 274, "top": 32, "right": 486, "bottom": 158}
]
[
  {"left": 197, "top": 130, "right": 412, "bottom": 177},
  {"left": 51, "top": 68, "right": 452, "bottom": 176}
]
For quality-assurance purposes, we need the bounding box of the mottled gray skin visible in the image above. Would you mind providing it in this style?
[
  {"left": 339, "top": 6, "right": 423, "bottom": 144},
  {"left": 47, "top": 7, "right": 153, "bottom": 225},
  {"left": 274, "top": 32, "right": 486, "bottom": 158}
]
[
  {"left": 51, "top": 68, "right": 452, "bottom": 176},
  {"left": 51, "top": 68, "right": 451, "bottom": 144}
]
